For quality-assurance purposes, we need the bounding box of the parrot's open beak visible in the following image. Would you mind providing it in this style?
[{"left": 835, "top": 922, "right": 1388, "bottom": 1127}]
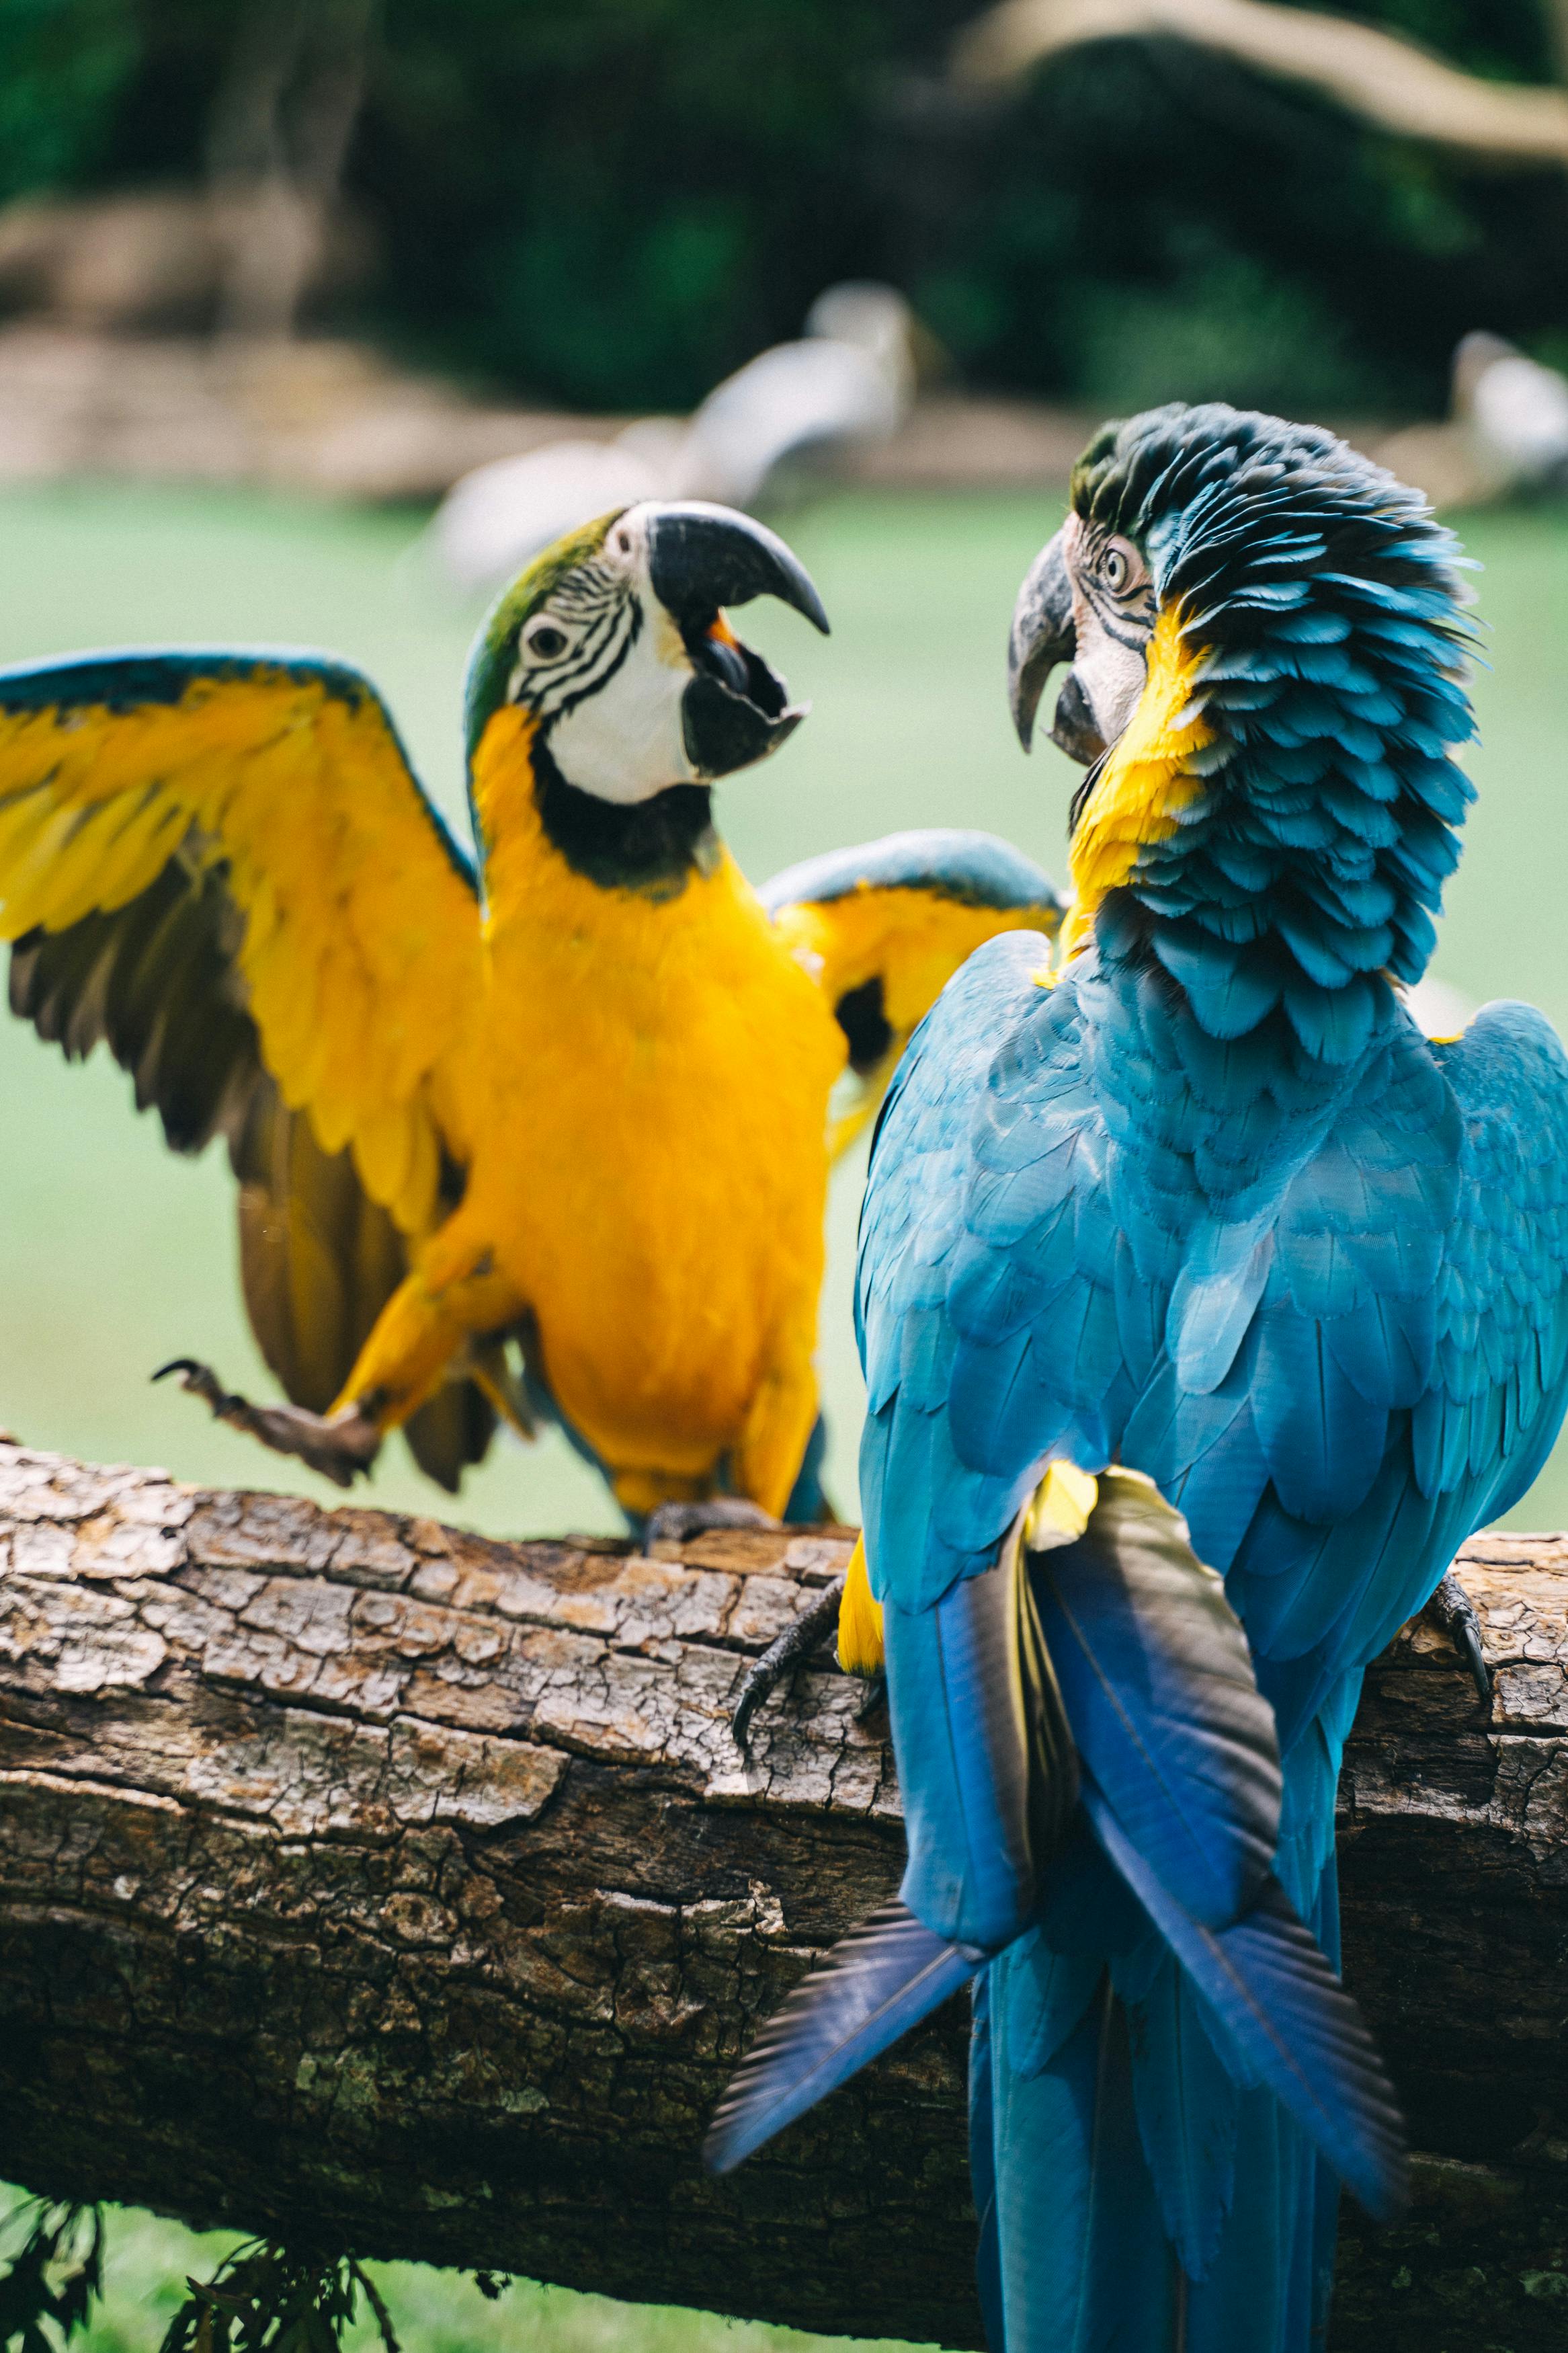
[
  {"left": 1008, "top": 527, "right": 1105, "bottom": 768},
  {"left": 645, "top": 503, "right": 829, "bottom": 780}
]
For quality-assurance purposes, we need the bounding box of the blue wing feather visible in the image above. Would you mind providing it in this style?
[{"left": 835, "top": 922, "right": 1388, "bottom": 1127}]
[
  {"left": 703, "top": 1901, "right": 977, "bottom": 2173},
  {"left": 758, "top": 826, "right": 1061, "bottom": 917},
  {"left": 1086, "top": 1792, "right": 1407, "bottom": 2223}
]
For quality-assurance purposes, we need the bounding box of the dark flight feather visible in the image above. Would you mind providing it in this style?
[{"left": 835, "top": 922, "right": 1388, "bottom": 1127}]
[{"left": 703, "top": 1900, "right": 979, "bottom": 2175}]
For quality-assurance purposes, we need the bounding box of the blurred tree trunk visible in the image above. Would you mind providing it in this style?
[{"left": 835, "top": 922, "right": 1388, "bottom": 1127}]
[
  {"left": 953, "top": 0, "right": 1568, "bottom": 171},
  {"left": 206, "top": 0, "right": 377, "bottom": 342},
  {"left": 1, "top": 1445, "right": 1566, "bottom": 2348}
]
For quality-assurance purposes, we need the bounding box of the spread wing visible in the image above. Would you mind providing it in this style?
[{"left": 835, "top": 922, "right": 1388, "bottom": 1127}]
[
  {"left": 858, "top": 939, "right": 1568, "bottom": 1761},
  {"left": 760, "top": 828, "right": 1064, "bottom": 1154},
  {"left": 1, "top": 648, "right": 492, "bottom": 1488}
]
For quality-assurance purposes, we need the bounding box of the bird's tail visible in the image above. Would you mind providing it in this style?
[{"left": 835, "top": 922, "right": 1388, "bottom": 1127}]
[
  {"left": 977, "top": 1901, "right": 1345, "bottom": 2352},
  {"left": 705, "top": 1469, "right": 1402, "bottom": 2350}
]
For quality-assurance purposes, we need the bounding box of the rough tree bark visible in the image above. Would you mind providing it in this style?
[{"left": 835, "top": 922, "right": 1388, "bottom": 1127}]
[{"left": 0, "top": 1442, "right": 1565, "bottom": 2350}]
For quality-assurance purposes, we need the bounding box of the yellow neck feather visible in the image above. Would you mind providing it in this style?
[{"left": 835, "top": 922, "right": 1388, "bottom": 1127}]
[
  {"left": 1060, "top": 604, "right": 1214, "bottom": 962},
  {"left": 468, "top": 701, "right": 767, "bottom": 974},
  {"left": 469, "top": 704, "right": 541, "bottom": 926}
]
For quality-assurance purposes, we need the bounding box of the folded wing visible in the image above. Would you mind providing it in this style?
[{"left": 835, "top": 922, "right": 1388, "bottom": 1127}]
[{"left": 760, "top": 828, "right": 1063, "bottom": 1153}]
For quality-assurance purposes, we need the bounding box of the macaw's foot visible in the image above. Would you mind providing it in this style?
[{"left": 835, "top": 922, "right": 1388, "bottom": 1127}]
[
  {"left": 1422, "top": 1568, "right": 1492, "bottom": 1706},
  {"left": 644, "top": 1497, "right": 780, "bottom": 1548},
  {"left": 731, "top": 1574, "right": 845, "bottom": 1753},
  {"left": 153, "top": 1359, "right": 382, "bottom": 1489}
]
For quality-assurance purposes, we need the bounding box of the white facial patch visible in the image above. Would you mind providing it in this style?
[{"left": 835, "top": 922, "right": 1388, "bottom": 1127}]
[
  {"left": 546, "top": 603, "right": 698, "bottom": 803},
  {"left": 1063, "top": 510, "right": 1152, "bottom": 747},
  {"left": 1073, "top": 621, "right": 1148, "bottom": 748}
]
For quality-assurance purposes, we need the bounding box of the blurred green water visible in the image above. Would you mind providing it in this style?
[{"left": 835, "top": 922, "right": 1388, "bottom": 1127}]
[{"left": 0, "top": 482, "right": 1565, "bottom": 2351}]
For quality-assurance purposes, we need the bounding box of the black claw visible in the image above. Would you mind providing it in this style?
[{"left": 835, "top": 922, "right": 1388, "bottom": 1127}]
[
  {"left": 153, "top": 1357, "right": 244, "bottom": 1414},
  {"left": 1425, "top": 1569, "right": 1492, "bottom": 1707},
  {"left": 854, "top": 1669, "right": 889, "bottom": 1725},
  {"left": 1455, "top": 1617, "right": 1492, "bottom": 1707},
  {"left": 153, "top": 1356, "right": 378, "bottom": 1488},
  {"left": 731, "top": 1574, "right": 846, "bottom": 1751}
]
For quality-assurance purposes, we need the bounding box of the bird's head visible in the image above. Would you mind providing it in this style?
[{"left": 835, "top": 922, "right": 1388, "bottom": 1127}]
[
  {"left": 464, "top": 501, "right": 827, "bottom": 892},
  {"left": 1008, "top": 403, "right": 1476, "bottom": 1037}
]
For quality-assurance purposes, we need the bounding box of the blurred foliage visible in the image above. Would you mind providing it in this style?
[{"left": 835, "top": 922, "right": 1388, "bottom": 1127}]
[
  {"left": 0, "top": 0, "right": 137, "bottom": 208},
  {"left": 156, "top": 2244, "right": 398, "bottom": 2353},
  {"left": 0, "top": 2200, "right": 104, "bottom": 2353},
  {"left": 6, "top": 0, "right": 1568, "bottom": 411}
]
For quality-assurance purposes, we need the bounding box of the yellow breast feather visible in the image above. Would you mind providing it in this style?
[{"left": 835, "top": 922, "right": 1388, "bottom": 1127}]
[
  {"left": 1061, "top": 605, "right": 1215, "bottom": 963},
  {"left": 468, "top": 707, "right": 842, "bottom": 1497}
]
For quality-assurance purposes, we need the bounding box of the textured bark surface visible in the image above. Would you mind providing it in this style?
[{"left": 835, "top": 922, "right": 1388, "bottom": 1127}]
[{"left": 1, "top": 1444, "right": 1565, "bottom": 2348}]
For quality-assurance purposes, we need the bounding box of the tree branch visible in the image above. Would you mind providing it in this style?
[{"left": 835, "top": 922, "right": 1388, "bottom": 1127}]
[
  {"left": 952, "top": 0, "right": 1568, "bottom": 170},
  {"left": 1, "top": 1443, "right": 1566, "bottom": 2348}
]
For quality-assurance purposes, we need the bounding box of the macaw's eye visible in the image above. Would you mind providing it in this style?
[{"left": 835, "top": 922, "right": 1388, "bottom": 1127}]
[
  {"left": 526, "top": 620, "right": 571, "bottom": 661},
  {"left": 1101, "top": 540, "right": 1146, "bottom": 597}
]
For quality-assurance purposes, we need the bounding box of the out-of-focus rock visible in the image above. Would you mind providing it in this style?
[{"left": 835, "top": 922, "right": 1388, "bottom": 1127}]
[
  {"left": 0, "top": 189, "right": 372, "bottom": 335},
  {"left": 0, "top": 326, "right": 613, "bottom": 499}
]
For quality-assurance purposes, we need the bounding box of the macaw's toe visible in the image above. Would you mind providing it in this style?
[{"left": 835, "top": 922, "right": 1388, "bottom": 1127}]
[
  {"left": 153, "top": 1359, "right": 382, "bottom": 1488},
  {"left": 1421, "top": 1568, "right": 1492, "bottom": 1706},
  {"left": 643, "top": 1497, "right": 780, "bottom": 1548},
  {"left": 729, "top": 1575, "right": 846, "bottom": 1753}
]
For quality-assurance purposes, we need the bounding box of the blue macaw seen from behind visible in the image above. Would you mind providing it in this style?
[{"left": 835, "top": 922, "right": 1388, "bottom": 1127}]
[{"left": 707, "top": 404, "right": 1568, "bottom": 2350}]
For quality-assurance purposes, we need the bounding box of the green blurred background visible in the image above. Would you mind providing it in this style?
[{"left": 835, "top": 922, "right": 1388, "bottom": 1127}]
[{"left": 7, "top": 0, "right": 1567, "bottom": 413}]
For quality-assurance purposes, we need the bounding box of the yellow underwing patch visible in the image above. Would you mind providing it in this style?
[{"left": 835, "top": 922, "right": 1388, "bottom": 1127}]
[
  {"left": 0, "top": 672, "right": 483, "bottom": 1235},
  {"left": 772, "top": 881, "right": 1061, "bottom": 1154}
]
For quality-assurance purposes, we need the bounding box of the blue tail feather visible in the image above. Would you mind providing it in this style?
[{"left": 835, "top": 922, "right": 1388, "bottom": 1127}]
[
  {"left": 987, "top": 1972, "right": 1180, "bottom": 2350},
  {"left": 1085, "top": 1786, "right": 1406, "bottom": 2222}
]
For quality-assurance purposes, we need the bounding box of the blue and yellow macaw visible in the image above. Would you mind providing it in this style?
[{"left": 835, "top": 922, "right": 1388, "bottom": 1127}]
[
  {"left": 0, "top": 500, "right": 1061, "bottom": 1532},
  {"left": 706, "top": 408, "right": 1568, "bottom": 2348}
]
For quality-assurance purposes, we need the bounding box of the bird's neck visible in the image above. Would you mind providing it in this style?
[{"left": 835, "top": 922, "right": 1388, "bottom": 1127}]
[
  {"left": 469, "top": 705, "right": 720, "bottom": 914},
  {"left": 1067, "top": 592, "right": 1471, "bottom": 1059}
]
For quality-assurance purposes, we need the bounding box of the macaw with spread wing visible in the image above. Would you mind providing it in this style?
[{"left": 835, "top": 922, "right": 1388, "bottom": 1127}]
[
  {"left": 707, "top": 408, "right": 1568, "bottom": 2349},
  {"left": 0, "top": 500, "right": 1061, "bottom": 1527}
]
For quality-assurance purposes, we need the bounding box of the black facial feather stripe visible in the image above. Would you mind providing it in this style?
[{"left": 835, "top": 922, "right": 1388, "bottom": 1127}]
[{"left": 512, "top": 579, "right": 643, "bottom": 725}]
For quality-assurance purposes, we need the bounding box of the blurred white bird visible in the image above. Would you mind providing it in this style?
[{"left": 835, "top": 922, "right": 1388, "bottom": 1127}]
[
  {"left": 1404, "top": 971, "right": 1477, "bottom": 1042},
  {"left": 1452, "top": 331, "right": 1568, "bottom": 493},
  {"left": 431, "top": 282, "right": 917, "bottom": 594}
]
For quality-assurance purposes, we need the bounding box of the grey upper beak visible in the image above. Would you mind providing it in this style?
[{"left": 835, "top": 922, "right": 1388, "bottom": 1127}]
[
  {"left": 1008, "top": 528, "right": 1075, "bottom": 752},
  {"left": 646, "top": 502, "right": 829, "bottom": 635}
]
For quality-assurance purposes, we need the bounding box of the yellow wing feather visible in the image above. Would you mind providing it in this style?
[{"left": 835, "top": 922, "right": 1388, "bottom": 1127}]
[
  {"left": 772, "top": 877, "right": 1063, "bottom": 1158},
  {"left": 0, "top": 655, "right": 483, "bottom": 1234}
]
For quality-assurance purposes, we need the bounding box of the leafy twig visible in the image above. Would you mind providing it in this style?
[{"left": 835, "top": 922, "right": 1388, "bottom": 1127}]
[{"left": 157, "top": 2242, "right": 400, "bottom": 2353}]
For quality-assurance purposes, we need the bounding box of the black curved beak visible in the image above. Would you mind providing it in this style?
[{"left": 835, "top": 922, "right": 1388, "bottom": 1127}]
[
  {"left": 646, "top": 503, "right": 829, "bottom": 781},
  {"left": 1007, "top": 528, "right": 1103, "bottom": 768},
  {"left": 647, "top": 502, "right": 830, "bottom": 635}
]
